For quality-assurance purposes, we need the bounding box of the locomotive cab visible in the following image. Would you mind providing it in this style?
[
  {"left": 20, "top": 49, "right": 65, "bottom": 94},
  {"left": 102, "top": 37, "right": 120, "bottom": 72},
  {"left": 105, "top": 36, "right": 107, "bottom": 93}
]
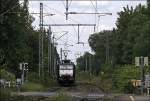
[{"left": 57, "top": 59, "right": 75, "bottom": 84}]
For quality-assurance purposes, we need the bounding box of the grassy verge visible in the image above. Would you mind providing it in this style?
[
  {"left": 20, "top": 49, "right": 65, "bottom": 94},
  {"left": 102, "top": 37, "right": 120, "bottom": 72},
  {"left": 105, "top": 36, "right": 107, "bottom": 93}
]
[
  {"left": 76, "top": 65, "right": 147, "bottom": 94},
  {"left": 0, "top": 88, "right": 11, "bottom": 101},
  {"left": 46, "top": 93, "right": 73, "bottom": 101},
  {"left": 76, "top": 71, "right": 113, "bottom": 93},
  {"left": 21, "top": 82, "right": 46, "bottom": 91}
]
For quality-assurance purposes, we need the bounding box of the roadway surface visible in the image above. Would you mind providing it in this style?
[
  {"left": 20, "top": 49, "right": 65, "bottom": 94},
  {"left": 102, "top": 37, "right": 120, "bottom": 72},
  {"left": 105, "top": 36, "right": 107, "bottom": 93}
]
[
  {"left": 12, "top": 82, "right": 150, "bottom": 101},
  {"left": 12, "top": 91, "right": 105, "bottom": 101},
  {"left": 113, "top": 94, "right": 150, "bottom": 101}
]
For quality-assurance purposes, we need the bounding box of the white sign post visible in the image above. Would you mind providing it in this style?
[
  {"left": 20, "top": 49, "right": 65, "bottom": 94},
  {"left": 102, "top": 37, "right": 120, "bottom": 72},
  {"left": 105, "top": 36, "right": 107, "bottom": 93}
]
[
  {"left": 144, "top": 57, "right": 149, "bottom": 66},
  {"left": 135, "top": 57, "right": 140, "bottom": 66},
  {"left": 19, "top": 63, "right": 28, "bottom": 85},
  {"left": 148, "top": 88, "right": 150, "bottom": 96}
]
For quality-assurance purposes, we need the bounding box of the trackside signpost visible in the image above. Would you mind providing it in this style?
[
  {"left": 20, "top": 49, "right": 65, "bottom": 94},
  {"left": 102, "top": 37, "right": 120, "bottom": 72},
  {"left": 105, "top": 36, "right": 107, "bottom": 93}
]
[
  {"left": 135, "top": 57, "right": 149, "bottom": 95},
  {"left": 19, "top": 63, "right": 29, "bottom": 85}
]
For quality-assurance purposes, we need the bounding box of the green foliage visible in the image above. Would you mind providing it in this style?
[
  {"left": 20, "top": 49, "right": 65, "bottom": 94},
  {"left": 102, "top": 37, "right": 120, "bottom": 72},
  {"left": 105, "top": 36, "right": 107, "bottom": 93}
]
[
  {"left": 0, "top": 88, "right": 11, "bottom": 101},
  {"left": 47, "top": 93, "right": 73, "bottom": 101},
  {"left": 0, "top": 69, "right": 15, "bottom": 81},
  {"left": 76, "top": 52, "right": 101, "bottom": 75},
  {"left": 27, "top": 72, "right": 58, "bottom": 88},
  {"left": 114, "top": 5, "right": 150, "bottom": 64},
  {"left": 76, "top": 71, "right": 92, "bottom": 82},
  {"left": 112, "top": 65, "right": 140, "bottom": 92},
  {"left": 21, "top": 82, "right": 45, "bottom": 91},
  {"left": 76, "top": 52, "right": 92, "bottom": 71},
  {"left": 27, "top": 72, "right": 40, "bottom": 83},
  {"left": 89, "top": 30, "right": 113, "bottom": 64},
  {"left": 0, "top": 0, "right": 39, "bottom": 73},
  {"left": 76, "top": 3, "right": 150, "bottom": 93},
  {"left": 88, "top": 4, "right": 150, "bottom": 65},
  {"left": 123, "top": 82, "right": 135, "bottom": 94},
  {"left": 0, "top": 0, "right": 59, "bottom": 82}
]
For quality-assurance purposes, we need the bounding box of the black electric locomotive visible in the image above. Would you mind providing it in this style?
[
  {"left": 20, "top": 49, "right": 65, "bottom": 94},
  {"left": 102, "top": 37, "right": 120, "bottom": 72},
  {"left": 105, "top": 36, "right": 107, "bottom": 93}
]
[{"left": 57, "top": 59, "right": 75, "bottom": 84}]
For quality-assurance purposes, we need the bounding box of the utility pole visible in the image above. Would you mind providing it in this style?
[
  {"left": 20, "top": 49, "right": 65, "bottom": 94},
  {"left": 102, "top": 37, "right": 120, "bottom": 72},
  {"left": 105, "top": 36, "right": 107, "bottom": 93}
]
[
  {"left": 97, "top": 15, "right": 107, "bottom": 32},
  {"left": 77, "top": 25, "right": 80, "bottom": 44},
  {"left": 47, "top": 29, "right": 50, "bottom": 76},
  {"left": 147, "top": 0, "right": 150, "bottom": 5},
  {"left": 105, "top": 32, "right": 110, "bottom": 64},
  {"left": 48, "top": 26, "right": 52, "bottom": 77},
  {"left": 95, "top": 0, "right": 98, "bottom": 30},
  {"left": 60, "top": 48, "right": 63, "bottom": 61},
  {"left": 89, "top": 55, "right": 92, "bottom": 79},
  {"left": 52, "top": 35, "right": 55, "bottom": 79},
  {"left": 85, "top": 57, "right": 88, "bottom": 72},
  {"left": 23, "top": 0, "right": 29, "bottom": 11},
  {"left": 39, "top": 3, "right": 44, "bottom": 78},
  {"left": 66, "top": 0, "right": 69, "bottom": 20}
]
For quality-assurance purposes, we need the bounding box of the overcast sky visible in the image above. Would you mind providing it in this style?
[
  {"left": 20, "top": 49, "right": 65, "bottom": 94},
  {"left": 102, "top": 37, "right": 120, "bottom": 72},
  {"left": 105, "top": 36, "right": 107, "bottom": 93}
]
[{"left": 25, "top": 0, "right": 147, "bottom": 62}]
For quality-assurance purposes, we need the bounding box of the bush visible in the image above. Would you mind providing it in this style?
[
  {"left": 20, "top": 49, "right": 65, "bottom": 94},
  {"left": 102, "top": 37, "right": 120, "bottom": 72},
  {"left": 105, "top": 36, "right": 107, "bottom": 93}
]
[
  {"left": 123, "top": 82, "right": 135, "bottom": 94},
  {"left": 76, "top": 71, "right": 93, "bottom": 82},
  {"left": 0, "top": 69, "right": 15, "bottom": 81},
  {"left": 27, "top": 72, "right": 58, "bottom": 87},
  {"left": 27, "top": 72, "right": 40, "bottom": 83},
  {"left": 112, "top": 65, "right": 140, "bottom": 93}
]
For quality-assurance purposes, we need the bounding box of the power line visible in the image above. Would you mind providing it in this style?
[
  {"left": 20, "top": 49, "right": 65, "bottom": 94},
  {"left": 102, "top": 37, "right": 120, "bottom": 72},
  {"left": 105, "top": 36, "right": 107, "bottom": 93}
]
[
  {"left": 90, "top": 0, "right": 97, "bottom": 12},
  {"left": 43, "top": 24, "right": 96, "bottom": 44},
  {"left": 65, "top": 12, "right": 112, "bottom": 15},
  {"left": 43, "top": 24, "right": 96, "bottom": 26},
  {"left": 44, "top": 4, "right": 80, "bottom": 23},
  {"left": 44, "top": 9, "right": 64, "bottom": 33}
]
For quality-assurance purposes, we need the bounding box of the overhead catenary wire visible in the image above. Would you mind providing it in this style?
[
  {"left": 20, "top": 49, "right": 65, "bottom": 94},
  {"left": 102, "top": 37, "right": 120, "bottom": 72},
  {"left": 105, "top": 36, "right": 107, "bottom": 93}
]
[
  {"left": 44, "top": 4, "right": 84, "bottom": 44},
  {"left": 43, "top": 6, "right": 73, "bottom": 46},
  {"left": 90, "top": 0, "right": 97, "bottom": 12},
  {"left": 37, "top": 3, "right": 97, "bottom": 45},
  {"left": 43, "top": 6, "right": 65, "bottom": 34},
  {"left": 44, "top": 4, "right": 80, "bottom": 24},
  {"left": 27, "top": 1, "right": 105, "bottom": 58},
  {"left": 44, "top": 3, "right": 69, "bottom": 41},
  {"left": 68, "top": 0, "right": 73, "bottom": 9},
  {"left": 61, "top": 0, "right": 72, "bottom": 9}
]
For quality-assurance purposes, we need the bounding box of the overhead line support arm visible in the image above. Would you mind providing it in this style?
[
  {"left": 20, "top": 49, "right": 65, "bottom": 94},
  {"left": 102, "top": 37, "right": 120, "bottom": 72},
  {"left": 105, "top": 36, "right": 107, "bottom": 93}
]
[{"left": 42, "top": 24, "right": 96, "bottom": 26}]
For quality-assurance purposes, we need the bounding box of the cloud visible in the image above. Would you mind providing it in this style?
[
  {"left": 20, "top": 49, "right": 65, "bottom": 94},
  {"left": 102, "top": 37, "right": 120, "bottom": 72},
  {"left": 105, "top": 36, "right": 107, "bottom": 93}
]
[
  {"left": 77, "top": 1, "right": 92, "bottom": 6},
  {"left": 98, "top": 1, "right": 110, "bottom": 6}
]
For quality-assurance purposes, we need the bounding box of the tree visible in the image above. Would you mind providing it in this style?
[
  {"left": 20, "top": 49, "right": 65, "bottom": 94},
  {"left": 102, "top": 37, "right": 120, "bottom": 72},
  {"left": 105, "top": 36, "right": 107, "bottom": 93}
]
[
  {"left": 84, "top": 3, "right": 149, "bottom": 75},
  {"left": 0, "top": 0, "right": 60, "bottom": 79}
]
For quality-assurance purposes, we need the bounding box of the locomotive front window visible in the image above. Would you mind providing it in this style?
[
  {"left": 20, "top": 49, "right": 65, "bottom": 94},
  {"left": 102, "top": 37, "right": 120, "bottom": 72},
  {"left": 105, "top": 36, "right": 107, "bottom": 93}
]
[{"left": 60, "top": 65, "right": 73, "bottom": 70}]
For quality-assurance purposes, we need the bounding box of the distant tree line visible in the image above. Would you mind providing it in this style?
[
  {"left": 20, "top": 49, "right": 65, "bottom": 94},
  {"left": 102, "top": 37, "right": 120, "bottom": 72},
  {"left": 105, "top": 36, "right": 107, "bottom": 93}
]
[{"left": 77, "top": 3, "right": 150, "bottom": 74}]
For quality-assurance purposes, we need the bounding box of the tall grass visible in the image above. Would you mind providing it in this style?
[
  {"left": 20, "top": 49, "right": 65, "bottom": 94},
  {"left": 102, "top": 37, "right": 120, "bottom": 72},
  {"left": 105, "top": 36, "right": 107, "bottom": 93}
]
[
  {"left": 47, "top": 92, "right": 73, "bottom": 101},
  {"left": 21, "top": 82, "right": 45, "bottom": 91}
]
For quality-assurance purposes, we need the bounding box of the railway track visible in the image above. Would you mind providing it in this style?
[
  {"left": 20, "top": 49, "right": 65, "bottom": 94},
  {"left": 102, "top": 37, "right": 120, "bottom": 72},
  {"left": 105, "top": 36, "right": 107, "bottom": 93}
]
[{"left": 47, "top": 81, "right": 104, "bottom": 93}]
